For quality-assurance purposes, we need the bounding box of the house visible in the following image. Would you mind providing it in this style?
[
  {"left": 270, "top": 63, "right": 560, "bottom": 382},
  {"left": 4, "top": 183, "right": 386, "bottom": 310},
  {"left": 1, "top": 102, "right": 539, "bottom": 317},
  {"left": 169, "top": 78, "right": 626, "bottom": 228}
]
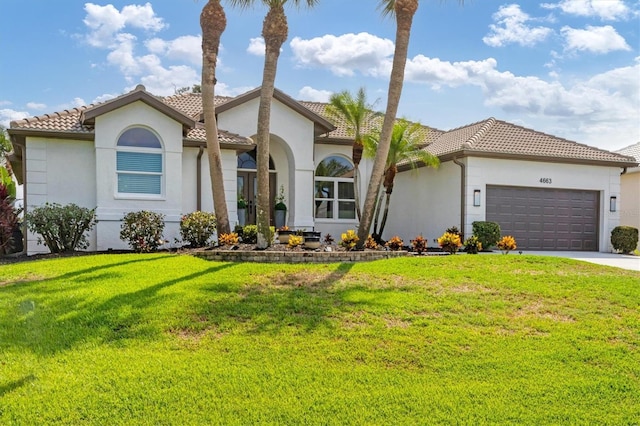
[
  {"left": 615, "top": 142, "right": 640, "bottom": 250},
  {"left": 8, "top": 85, "right": 637, "bottom": 254}
]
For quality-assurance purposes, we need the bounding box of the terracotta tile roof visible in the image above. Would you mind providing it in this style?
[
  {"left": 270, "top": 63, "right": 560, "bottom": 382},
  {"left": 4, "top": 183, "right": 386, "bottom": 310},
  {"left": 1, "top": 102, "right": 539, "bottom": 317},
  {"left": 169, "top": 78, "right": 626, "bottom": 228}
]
[
  {"left": 422, "top": 117, "right": 636, "bottom": 165},
  {"left": 299, "top": 100, "right": 442, "bottom": 145},
  {"left": 163, "top": 92, "right": 232, "bottom": 119},
  {"left": 615, "top": 142, "right": 640, "bottom": 161},
  {"left": 186, "top": 124, "right": 252, "bottom": 146},
  {"left": 10, "top": 107, "right": 94, "bottom": 134}
]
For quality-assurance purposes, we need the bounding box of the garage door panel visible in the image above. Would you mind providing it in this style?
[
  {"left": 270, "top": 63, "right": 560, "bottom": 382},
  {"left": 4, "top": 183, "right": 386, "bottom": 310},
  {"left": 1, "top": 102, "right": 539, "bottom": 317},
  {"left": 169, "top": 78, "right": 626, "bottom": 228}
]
[{"left": 486, "top": 186, "right": 599, "bottom": 251}]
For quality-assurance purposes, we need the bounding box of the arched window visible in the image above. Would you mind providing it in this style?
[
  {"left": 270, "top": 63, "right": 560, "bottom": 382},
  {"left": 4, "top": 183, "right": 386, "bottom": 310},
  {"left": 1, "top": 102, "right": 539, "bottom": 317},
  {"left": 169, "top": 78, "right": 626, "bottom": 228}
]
[
  {"left": 314, "top": 155, "right": 355, "bottom": 220},
  {"left": 116, "top": 127, "right": 163, "bottom": 195}
]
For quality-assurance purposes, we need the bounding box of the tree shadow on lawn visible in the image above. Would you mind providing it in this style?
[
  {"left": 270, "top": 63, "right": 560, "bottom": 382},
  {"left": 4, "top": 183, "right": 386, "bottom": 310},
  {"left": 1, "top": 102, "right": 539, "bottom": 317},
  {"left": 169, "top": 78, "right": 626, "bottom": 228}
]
[
  {"left": 1, "top": 260, "right": 238, "bottom": 356},
  {"left": 182, "top": 262, "right": 355, "bottom": 336},
  {"left": 0, "top": 375, "right": 36, "bottom": 397}
]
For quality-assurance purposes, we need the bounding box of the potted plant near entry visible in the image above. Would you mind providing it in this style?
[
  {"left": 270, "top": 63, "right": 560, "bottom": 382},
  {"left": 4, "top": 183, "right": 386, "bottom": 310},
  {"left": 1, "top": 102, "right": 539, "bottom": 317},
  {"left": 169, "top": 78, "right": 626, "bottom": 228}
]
[
  {"left": 277, "top": 225, "right": 293, "bottom": 244},
  {"left": 237, "top": 196, "right": 247, "bottom": 227},
  {"left": 274, "top": 185, "right": 287, "bottom": 229}
]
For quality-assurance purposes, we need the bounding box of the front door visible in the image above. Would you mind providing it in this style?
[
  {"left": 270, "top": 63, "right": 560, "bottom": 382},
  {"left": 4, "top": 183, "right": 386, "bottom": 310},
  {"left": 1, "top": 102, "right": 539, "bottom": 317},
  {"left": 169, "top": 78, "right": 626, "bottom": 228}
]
[{"left": 237, "top": 171, "right": 277, "bottom": 225}]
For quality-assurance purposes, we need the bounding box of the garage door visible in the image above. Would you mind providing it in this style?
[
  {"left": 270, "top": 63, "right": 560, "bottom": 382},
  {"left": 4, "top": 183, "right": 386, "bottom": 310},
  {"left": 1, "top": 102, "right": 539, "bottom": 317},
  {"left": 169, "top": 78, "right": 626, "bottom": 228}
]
[{"left": 486, "top": 186, "right": 599, "bottom": 251}]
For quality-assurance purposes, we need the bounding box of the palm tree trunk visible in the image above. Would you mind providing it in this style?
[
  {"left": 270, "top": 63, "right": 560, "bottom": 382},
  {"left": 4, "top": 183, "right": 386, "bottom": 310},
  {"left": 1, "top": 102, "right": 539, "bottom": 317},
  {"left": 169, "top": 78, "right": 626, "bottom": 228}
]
[
  {"left": 356, "top": 0, "right": 418, "bottom": 248},
  {"left": 256, "top": 3, "right": 288, "bottom": 249},
  {"left": 200, "top": 0, "right": 230, "bottom": 236},
  {"left": 378, "top": 192, "right": 393, "bottom": 238}
]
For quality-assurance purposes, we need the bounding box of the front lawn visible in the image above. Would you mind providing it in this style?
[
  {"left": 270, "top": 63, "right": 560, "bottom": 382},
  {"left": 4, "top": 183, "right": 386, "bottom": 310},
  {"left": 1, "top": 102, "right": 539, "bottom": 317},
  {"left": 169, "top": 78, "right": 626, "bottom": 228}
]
[{"left": 1, "top": 254, "right": 638, "bottom": 424}]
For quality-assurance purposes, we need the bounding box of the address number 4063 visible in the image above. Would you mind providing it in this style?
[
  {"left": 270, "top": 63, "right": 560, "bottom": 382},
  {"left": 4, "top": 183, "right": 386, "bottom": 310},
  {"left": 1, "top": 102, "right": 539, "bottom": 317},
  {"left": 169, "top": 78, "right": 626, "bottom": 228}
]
[{"left": 539, "top": 178, "right": 552, "bottom": 184}]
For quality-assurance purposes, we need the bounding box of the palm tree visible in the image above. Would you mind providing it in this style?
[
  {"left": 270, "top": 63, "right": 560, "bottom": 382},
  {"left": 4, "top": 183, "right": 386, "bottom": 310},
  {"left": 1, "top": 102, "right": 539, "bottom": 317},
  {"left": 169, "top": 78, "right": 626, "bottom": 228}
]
[
  {"left": 364, "top": 119, "right": 439, "bottom": 241},
  {"left": 200, "top": 0, "right": 231, "bottom": 236},
  {"left": 356, "top": 0, "right": 419, "bottom": 248},
  {"left": 325, "top": 88, "right": 377, "bottom": 221},
  {"left": 229, "top": 0, "right": 318, "bottom": 248}
]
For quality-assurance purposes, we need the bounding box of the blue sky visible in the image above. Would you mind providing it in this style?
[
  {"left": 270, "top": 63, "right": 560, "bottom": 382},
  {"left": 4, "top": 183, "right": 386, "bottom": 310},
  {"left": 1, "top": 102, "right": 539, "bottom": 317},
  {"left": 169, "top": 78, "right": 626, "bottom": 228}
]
[{"left": 1, "top": 0, "right": 638, "bottom": 151}]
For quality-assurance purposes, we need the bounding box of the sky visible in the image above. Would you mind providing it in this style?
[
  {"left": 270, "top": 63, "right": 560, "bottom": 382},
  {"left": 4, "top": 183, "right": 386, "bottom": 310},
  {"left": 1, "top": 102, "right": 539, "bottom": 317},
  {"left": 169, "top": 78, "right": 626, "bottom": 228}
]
[{"left": 1, "top": 0, "right": 639, "bottom": 152}]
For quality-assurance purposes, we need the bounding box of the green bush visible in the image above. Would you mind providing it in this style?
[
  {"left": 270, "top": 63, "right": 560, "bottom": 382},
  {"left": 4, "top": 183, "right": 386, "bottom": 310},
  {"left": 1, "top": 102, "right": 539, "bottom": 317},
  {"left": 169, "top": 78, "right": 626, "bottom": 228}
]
[
  {"left": 0, "top": 183, "right": 19, "bottom": 255},
  {"left": 611, "top": 226, "right": 638, "bottom": 254},
  {"left": 27, "top": 203, "right": 96, "bottom": 253},
  {"left": 464, "top": 236, "right": 482, "bottom": 254},
  {"left": 472, "top": 221, "right": 501, "bottom": 250},
  {"left": 242, "top": 224, "right": 258, "bottom": 244},
  {"left": 180, "top": 211, "right": 216, "bottom": 248},
  {"left": 120, "top": 210, "right": 165, "bottom": 253}
]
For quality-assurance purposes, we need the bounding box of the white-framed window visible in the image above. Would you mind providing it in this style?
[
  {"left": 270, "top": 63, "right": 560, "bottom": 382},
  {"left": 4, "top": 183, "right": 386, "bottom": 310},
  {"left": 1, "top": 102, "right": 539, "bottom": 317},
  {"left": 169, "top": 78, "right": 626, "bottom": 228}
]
[
  {"left": 116, "top": 127, "right": 163, "bottom": 196},
  {"left": 314, "top": 155, "right": 356, "bottom": 220}
]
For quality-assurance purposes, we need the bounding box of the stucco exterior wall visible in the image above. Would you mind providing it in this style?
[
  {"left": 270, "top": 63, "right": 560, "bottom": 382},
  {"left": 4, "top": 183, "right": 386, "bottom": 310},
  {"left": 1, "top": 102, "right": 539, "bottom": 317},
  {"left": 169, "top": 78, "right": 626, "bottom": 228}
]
[
  {"left": 92, "top": 101, "right": 184, "bottom": 251},
  {"left": 385, "top": 161, "right": 460, "bottom": 245},
  {"left": 25, "top": 137, "right": 96, "bottom": 254},
  {"left": 466, "top": 157, "right": 623, "bottom": 252},
  {"left": 620, "top": 168, "right": 640, "bottom": 250}
]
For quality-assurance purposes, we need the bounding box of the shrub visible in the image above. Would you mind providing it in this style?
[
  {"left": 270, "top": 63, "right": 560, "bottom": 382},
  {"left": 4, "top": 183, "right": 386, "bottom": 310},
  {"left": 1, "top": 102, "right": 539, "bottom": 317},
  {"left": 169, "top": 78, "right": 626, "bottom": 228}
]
[
  {"left": 497, "top": 235, "right": 517, "bottom": 254},
  {"left": 288, "top": 234, "right": 303, "bottom": 248},
  {"left": 120, "top": 210, "right": 165, "bottom": 253},
  {"left": 446, "top": 226, "right": 461, "bottom": 238},
  {"left": 365, "top": 235, "right": 379, "bottom": 250},
  {"left": 411, "top": 235, "right": 428, "bottom": 254},
  {"left": 438, "top": 232, "right": 462, "bottom": 254},
  {"left": 242, "top": 224, "right": 258, "bottom": 244},
  {"left": 180, "top": 211, "right": 216, "bottom": 248},
  {"left": 463, "top": 236, "right": 482, "bottom": 254},
  {"left": 386, "top": 236, "right": 404, "bottom": 251},
  {"left": 234, "top": 225, "right": 244, "bottom": 239},
  {"left": 472, "top": 221, "right": 501, "bottom": 250},
  {"left": 323, "top": 233, "right": 335, "bottom": 245},
  {"left": 340, "top": 230, "right": 359, "bottom": 251},
  {"left": 0, "top": 183, "right": 19, "bottom": 255},
  {"left": 27, "top": 203, "right": 96, "bottom": 253},
  {"left": 611, "top": 226, "right": 638, "bottom": 254},
  {"left": 218, "top": 232, "right": 239, "bottom": 246}
]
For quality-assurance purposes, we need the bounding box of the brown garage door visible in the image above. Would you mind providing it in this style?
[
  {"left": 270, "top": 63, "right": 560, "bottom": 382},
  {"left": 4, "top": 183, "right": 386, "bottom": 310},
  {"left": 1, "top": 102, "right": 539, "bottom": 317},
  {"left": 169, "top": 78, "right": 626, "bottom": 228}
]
[{"left": 486, "top": 185, "right": 599, "bottom": 251}]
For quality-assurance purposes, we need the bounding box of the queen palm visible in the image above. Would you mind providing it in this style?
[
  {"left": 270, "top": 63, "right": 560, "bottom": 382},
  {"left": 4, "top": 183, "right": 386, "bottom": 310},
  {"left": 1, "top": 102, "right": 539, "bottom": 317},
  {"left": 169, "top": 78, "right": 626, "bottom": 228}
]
[
  {"left": 364, "top": 119, "right": 439, "bottom": 241},
  {"left": 229, "top": 0, "right": 318, "bottom": 248},
  {"left": 325, "top": 88, "right": 377, "bottom": 221},
  {"left": 200, "top": 0, "right": 231, "bottom": 235}
]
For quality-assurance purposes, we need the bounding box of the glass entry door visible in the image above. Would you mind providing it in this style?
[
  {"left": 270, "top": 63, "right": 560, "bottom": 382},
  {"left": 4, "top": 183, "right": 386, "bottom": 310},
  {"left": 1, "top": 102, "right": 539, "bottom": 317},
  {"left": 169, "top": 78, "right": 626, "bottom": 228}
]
[{"left": 237, "top": 171, "right": 277, "bottom": 225}]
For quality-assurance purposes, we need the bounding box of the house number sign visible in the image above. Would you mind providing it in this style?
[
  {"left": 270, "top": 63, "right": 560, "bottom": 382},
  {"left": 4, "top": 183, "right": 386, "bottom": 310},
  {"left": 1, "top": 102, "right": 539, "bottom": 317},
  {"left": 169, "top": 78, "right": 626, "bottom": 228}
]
[{"left": 539, "top": 178, "right": 552, "bottom": 184}]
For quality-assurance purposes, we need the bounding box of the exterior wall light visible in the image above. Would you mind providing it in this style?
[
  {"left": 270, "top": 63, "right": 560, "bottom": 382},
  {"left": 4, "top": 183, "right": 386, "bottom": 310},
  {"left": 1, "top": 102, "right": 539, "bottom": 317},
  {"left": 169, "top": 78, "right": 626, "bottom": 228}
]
[
  {"left": 610, "top": 196, "right": 617, "bottom": 212},
  {"left": 473, "top": 189, "right": 481, "bottom": 207}
]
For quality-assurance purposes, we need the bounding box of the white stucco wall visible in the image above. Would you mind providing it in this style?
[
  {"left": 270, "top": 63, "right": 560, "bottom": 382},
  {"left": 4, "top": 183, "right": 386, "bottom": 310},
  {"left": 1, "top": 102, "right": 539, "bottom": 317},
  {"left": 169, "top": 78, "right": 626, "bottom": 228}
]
[
  {"left": 183, "top": 147, "right": 239, "bottom": 227},
  {"left": 93, "top": 101, "right": 184, "bottom": 251},
  {"left": 465, "top": 157, "right": 623, "bottom": 252},
  {"left": 25, "top": 137, "right": 96, "bottom": 254},
  {"left": 620, "top": 168, "right": 640, "bottom": 250},
  {"left": 385, "top": 161, "right": 460, "bottom": 245}
]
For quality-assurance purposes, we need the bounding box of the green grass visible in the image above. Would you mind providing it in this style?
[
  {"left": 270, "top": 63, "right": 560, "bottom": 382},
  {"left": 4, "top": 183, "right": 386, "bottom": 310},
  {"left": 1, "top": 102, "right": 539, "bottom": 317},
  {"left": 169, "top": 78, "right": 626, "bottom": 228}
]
[{"left": 1, "top": 254, "right": 638, "bottom": 425}]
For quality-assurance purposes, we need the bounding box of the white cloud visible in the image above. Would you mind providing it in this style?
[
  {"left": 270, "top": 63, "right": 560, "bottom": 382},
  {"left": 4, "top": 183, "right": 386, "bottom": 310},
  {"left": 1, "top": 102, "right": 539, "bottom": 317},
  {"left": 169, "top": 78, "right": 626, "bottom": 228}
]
[
  {"left": 298, "top": 86, "right": 332, "bottom": 102},
  {"left": 483, "top": 4, "right": 553, "bottom": 47},
  {"left": 83, "top": 2, "right": 165, "bottom": 48},
  {"left": 146, "top": 35, "right": 202, "bottom": 65},
  {"left": 215, "top": 83, "right": 256, "bottom": 98},
  {"left": 541, "top": 0, "right": 632, "bottom": 21},
  {"left": 0, "top": 109, "right": 29, "bottom": 127},
  {"left": 291, "top": 32, "right": 395, "bottom": 77},
  {"left": 92, "top": 93, "right": 118, "bottom": 104},
  {"left": 26, "top": 102, "right": 47, "bottom": 110},
  {"left": 247, "top": 37, "right": 265, "bottom": 56},
  {"left": 106, "top": 33, "right": 141, "bottom": 79},
  {"left": 561, "top": 25, "right": 631, "bottom": 53}
]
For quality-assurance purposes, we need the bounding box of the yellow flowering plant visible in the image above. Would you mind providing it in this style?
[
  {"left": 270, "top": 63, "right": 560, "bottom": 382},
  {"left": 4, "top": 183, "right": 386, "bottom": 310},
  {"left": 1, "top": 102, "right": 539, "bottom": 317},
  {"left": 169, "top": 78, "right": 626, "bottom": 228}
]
[
  {"left": 340, "top": 230, "right": 359, "bottom": 251},
  {"left": 497, "top": 235, "right": 517, "bottom": 254},
  {"left": 438, "top": 232, "right": 462, "bottom": 254}
]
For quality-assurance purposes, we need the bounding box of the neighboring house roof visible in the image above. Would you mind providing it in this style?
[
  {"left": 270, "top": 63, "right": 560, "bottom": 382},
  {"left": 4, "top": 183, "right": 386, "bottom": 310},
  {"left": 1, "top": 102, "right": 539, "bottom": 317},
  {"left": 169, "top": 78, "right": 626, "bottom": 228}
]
[
  {"left": 406, "top": 117, "right": 638, "bottom": 168},
  {"left": 615, "top": 142, "right": 640, "bottom": 171}
]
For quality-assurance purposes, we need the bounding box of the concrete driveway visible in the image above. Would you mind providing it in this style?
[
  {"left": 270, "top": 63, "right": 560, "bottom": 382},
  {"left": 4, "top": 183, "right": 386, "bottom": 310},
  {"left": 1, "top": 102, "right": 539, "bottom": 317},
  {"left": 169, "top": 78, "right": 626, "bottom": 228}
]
[{"left": 522, "top": 251, "right": 640, "bottom": 272}]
